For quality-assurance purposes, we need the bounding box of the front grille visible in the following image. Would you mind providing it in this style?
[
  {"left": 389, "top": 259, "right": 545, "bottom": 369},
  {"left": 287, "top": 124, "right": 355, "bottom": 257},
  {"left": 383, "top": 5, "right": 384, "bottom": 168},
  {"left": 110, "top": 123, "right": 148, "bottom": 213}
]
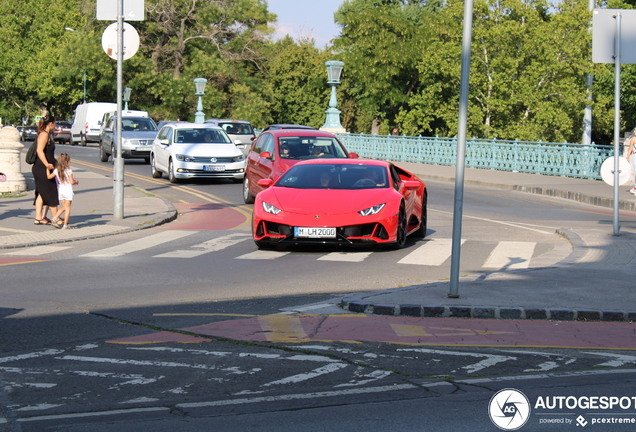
[
  {"left": 131, "top": 140, "right": 151, "bottom": 146},
  {"left": 190, "top": 156, "right": 237, "bottom": 163}
]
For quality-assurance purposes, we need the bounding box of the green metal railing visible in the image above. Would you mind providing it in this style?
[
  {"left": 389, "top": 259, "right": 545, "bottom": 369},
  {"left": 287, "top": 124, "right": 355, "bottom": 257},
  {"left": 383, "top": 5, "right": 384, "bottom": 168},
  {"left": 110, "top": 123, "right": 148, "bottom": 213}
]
[{"left": 337, "top": 133, "right": 614, "bottom": 180}]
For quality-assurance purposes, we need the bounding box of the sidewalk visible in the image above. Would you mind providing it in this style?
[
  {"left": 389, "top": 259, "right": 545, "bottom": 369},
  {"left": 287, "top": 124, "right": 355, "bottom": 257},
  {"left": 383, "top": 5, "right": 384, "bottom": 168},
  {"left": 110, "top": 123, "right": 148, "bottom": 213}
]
[
  {"left": 2, "top": 159, "right": 636, "bottom": 321},
  {"left": 0, "top": 161, "right": 176, "bottom": 249}
]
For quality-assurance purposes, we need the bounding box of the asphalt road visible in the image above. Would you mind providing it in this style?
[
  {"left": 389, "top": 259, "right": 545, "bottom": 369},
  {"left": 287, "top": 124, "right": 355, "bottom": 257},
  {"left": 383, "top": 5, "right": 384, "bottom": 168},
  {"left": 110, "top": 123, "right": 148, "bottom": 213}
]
[{"left": 1, "top": 143, "right": 635, "bottom": 431}]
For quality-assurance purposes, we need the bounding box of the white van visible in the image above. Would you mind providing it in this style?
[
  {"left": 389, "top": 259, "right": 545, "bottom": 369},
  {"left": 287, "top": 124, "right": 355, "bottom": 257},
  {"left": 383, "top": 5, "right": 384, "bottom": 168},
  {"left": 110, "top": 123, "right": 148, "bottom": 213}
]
[{"left": 71, "top": 102, "right": 117, "bottom": 146}]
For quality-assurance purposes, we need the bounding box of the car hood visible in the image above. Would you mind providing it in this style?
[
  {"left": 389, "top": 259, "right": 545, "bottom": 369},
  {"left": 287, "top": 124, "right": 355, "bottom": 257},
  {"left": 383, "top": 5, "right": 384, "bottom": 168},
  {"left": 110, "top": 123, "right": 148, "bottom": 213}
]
[
  {"left": 267, "top": 188, "right": 391, "bottom": 215},
  {"left": 171, "top": 143, "right": 241, "bottom": 156},
  {"left": 122, "top": 131, "right": 158, "bottom": 139}
]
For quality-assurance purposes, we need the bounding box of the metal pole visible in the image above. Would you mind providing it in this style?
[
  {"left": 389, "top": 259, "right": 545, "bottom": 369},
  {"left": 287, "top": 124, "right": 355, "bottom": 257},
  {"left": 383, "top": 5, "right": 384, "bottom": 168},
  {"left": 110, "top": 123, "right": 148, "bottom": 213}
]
[
  {"left": 449, "top": 0, "right": 474, "bottom": 298},
  {"left": 83, "top": 70, "right": 87, "bottom": 103},
  {"left": 113, "top": 0, "right": 124, "bottom": 219},
  {"left": 613, "top": 12, "right": 621, "bottom": 235},
  {"left": 582, "top": 0, "right": 595, "bottom": 146}
]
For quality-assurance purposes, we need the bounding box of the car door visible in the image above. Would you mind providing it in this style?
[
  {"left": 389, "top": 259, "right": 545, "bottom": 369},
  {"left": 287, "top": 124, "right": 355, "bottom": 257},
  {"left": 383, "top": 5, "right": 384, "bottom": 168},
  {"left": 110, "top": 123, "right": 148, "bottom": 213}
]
[
  {"left": 154, "top": 127, "right": 173, "bottom": 171},
  {"left": 247, "top": 133, "right": 274, "bottom": 191}
]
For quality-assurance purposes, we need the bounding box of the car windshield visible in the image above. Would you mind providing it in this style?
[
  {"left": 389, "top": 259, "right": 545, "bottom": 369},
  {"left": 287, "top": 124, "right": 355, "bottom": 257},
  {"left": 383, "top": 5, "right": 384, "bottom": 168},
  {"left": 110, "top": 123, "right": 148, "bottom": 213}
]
[
  {"left": 219, "top": 122, "right": 253, "bottom": 135},
  {"left": 174, "top": 128, "right": 231, "bottom": 144},
  {"left": 277, "top": 136, "right": 348, "bottom": 160},
  {"left": 277, "top": 164, "right": 388, "bottom": 190},
  {"left": 121, "top": 118, "right": 157, "bottom": 132}
]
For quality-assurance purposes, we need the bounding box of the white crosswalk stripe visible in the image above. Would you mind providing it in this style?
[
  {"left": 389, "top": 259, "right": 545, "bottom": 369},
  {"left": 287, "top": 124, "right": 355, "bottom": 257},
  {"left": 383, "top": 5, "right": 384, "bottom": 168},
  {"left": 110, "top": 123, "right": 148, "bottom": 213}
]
[
  {"left": 317, "top": 252, "right": 373, "bottom": 262},
  {"left": 3, "top": 245, "right": 72, "bottom": 256},
  {"left": 81, "top": 231, "right": 198, "bottom": 258},
  {"left": 482, "top": 241, "right": 535, "bottom": 269},
  {"left": 153, "top": 233, "right": 251, "bottom": 258},
  {"left": 235, "top": 250, "right": 291, "bottom": 260},
  {"left": 397, "top": 238, "right": 465, "bottom": 266}
]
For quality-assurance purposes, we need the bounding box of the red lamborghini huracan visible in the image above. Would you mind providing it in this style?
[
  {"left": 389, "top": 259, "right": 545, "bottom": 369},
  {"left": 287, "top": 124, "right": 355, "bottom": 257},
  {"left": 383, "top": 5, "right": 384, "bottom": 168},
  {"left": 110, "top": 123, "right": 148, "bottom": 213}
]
[{"left": 252, "top": 159, "right": 427, "bottom": 249}]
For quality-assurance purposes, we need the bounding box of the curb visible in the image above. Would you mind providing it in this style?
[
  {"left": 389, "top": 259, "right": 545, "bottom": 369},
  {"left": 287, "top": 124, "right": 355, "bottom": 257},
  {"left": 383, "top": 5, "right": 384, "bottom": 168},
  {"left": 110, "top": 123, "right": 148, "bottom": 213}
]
[{"left": 338, "top": 228, "right": 636, "bottom": 322}]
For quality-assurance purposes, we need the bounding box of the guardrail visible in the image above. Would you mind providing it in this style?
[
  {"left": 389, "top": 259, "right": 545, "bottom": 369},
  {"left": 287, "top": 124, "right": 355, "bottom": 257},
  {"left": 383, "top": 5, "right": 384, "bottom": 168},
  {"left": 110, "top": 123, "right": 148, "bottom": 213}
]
[{"left": 337, "top": 133, "right": 615, "bottom": 181}]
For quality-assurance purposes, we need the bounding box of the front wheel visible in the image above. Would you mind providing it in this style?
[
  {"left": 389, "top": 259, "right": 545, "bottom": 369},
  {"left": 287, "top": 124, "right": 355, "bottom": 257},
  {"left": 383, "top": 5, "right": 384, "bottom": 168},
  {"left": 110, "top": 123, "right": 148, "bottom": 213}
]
[
  {"left": 243, "top": 175, "right": 254, "bottom": 204},
  {"left": 391, "top": 205, "right": 408, "bottom": 250},
  {"left": 99, "top": 144, "right": 109, "bottom": 162},
  {"left": 168, "top": 159, "right": 178, "bottom": 183},
  {"left": 151, "top": 156, "right": 162, "bottom": 178}
]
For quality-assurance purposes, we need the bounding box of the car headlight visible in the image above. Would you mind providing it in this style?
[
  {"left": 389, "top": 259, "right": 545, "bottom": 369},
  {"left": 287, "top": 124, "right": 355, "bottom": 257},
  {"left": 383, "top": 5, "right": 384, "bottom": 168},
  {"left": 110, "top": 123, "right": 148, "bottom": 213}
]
[
  {"left": 122, "top": 138, "right": 131, "bottom": 146},
  {"left": 232, "top": 154, "right": 245, "bottom": 162},
  {"left": 175, "top": 154, "right": 195, "bottom": 162},
  {"left": 262, "top": 201, "right": 282, "bottom": 215},
  {"left": 358, "top": 203, "right": 385, "bottom": 216}
]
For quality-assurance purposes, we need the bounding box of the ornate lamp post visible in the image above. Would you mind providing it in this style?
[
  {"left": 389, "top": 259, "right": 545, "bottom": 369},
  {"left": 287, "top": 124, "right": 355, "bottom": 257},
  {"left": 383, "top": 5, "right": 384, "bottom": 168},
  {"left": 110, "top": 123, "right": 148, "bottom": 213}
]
[
  {"left": 320, "top": 60, "right": 345, "bottom": 132},
  {"left": 123, "top": 87, "right": 132, "bottom": 111},
  {"left": 64, "top": 27, "right": 87, "bottom": 103},
  {"left": 194, "top": 78, "right": 207, "bottom": 123}
]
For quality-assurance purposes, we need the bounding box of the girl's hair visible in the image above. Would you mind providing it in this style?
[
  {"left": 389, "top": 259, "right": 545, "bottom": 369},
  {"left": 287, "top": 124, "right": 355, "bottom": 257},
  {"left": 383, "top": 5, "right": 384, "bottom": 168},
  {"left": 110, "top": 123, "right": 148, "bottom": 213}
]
[
  {"left": 37, "top": 114, "right": 56, "bottom": 133},
  {"left": 56, "top": 153, "right": 71, "bottom": 184}
]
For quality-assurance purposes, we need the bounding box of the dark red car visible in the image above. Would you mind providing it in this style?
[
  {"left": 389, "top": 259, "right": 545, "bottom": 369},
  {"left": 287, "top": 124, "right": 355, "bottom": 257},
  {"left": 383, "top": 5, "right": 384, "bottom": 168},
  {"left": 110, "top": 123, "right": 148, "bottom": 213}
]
[{"left": 242, "top": 129, "right": 358, "bottom": 203}]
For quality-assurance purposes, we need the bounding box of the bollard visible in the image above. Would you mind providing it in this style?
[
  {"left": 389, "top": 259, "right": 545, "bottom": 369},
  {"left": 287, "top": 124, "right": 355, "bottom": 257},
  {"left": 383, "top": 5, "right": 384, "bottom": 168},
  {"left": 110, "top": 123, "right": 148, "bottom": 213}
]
[{"left": 0, "top": 126, "right": 27, "bottom": 193}]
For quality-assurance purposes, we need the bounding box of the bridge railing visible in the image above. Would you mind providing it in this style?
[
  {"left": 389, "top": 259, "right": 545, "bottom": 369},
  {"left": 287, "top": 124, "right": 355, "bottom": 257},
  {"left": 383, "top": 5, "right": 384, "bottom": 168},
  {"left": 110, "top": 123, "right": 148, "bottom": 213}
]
[{"left": 336, "top": 133, "right": 614, "bottom": 180}]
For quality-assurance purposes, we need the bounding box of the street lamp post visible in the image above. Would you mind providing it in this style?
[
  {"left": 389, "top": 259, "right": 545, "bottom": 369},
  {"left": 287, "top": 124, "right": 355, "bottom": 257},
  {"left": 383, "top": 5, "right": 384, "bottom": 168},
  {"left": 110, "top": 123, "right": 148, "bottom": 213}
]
[
  {"left": 194, "top": 78, "right": 207, "bottom": 123},
  {"left": 123, "top": 87, "right": 132, "bottom": 111},
  {"left": 320, "top": 60, "right": 345, "bottom": 132},
  {"left": 64, "top": 27, "right": 87, "bottom": 103}
]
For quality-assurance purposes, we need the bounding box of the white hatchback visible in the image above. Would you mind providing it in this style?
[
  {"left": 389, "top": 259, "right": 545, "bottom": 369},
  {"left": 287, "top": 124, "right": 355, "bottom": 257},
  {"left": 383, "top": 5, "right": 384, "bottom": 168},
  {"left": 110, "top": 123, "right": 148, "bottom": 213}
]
[{"left": 150, "top": 123, "right": 246, "bottom": 183}]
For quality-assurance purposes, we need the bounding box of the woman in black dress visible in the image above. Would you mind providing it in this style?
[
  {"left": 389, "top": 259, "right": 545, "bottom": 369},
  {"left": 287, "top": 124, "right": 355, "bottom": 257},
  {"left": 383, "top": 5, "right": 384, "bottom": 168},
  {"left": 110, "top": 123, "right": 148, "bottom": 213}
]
[{"left": 32, "top": 115, "right": 59, "bottom": 224}]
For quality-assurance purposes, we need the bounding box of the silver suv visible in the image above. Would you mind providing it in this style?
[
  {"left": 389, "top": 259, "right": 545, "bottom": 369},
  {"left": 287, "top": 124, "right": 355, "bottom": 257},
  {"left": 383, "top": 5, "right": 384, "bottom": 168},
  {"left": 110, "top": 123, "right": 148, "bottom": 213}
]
[
  {"left": 99, "top": 116, "right": 158, "bottom": 163},
  {"left": 204, "top": 119, "right": 255, "bottom": 155}
]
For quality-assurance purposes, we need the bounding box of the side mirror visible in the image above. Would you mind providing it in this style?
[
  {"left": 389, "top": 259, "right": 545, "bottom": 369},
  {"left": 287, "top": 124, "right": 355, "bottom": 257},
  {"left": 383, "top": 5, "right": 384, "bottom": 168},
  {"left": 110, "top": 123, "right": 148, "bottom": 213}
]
[
  {"left": 234, "top": 140, "right": 242, "bottom": 145},
  {"left": 104, "top": 127, "right": 112, "bottom": 133},
  {"left": 403, "top": 180, "right": 420, "bottom": 190},
  {"left": 159, "top": 139, "right": 170, "bottom": 146},
  {"left": 259, "top": 151, "right": 271, "bottom": 159},
  {"left": 257, "top": 178, "right": 274, "bottom": 188},
  {"left": 349, "top": 152, "right": 359, "bottom": 159}
]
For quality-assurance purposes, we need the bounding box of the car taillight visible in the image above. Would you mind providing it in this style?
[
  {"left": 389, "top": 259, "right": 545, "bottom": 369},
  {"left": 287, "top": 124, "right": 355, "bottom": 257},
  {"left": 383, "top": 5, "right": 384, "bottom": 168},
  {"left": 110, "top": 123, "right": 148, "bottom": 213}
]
[{"left": 85, "top": 123, "right": 89, "bottom": 133}]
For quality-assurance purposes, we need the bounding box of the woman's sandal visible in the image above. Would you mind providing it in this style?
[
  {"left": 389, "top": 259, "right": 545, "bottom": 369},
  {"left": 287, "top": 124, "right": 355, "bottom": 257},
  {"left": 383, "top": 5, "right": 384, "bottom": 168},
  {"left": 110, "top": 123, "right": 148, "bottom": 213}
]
[
  {"left": 34, "top": 219, "right": 49, "bottom": 225},
  {"left": 42, "top": 217, "right": 52, "bottom": 224}
]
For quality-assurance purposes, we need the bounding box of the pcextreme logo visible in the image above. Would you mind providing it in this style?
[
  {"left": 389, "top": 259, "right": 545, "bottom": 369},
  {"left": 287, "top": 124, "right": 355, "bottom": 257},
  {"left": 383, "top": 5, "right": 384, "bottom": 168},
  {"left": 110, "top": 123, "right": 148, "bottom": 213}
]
[{"left": 488, "top": 388, "right": 531, "bottom": 430}]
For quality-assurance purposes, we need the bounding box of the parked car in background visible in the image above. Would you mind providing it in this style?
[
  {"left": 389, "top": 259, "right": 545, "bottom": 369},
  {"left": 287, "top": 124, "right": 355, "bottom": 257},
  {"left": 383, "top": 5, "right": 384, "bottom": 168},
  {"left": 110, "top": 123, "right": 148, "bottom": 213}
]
[
  {"left": 99, "top": 116, "right": 158, "bottom": 163},
  {"left": 71, "top": 102, "right": 117, "bottom": 146},
  {"left": 243, "top": 129, "right": 358, "bottom": 204},
  {"left": 21, "top": 126, "right": 38, "bottom": 142},
  {"left": 260, "top": 124, "right": 316, "bottom": 133},
  {"left": 252, "top": 159, "right": 427, "bottom": 249},
  {"left": 150, "top": 123, "right": 245, "bottom": 183},
  {"left": 99, "top": 110, "right": 150, "bottom": 136},
  {"left": 53, "top": 121, "right": 72, "bottom": 143},
  {"left": 204, "top": 119, "right": 256, "bottom": 156}
]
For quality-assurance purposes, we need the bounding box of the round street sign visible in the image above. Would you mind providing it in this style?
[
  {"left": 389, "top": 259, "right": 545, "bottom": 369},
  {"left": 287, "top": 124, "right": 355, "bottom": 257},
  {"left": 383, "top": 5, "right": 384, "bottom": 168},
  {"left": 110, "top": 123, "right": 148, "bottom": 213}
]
[
  {"left": 600, "top": 156, "right": 632, "bottom": 186},
  {"left": 101, "top": 22, "right": 140, "bottom": 61}
]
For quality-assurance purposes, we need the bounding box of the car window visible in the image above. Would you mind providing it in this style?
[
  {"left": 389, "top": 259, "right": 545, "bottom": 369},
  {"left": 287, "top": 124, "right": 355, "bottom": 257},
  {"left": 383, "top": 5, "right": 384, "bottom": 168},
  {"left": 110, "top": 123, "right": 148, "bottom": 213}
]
[
  {"left": 121, "top": 118, "right": 157, "bottom": 131},
  {"left": 174, "top": 128, "right": 231, "bottom": 144},
  {"left": 219, "top": 122, "right": 253, "bottom": 135},
  {"left": 261, "top": 135, "right": 275, "bottom": 156},
  {"left": 253, "top": 133, "right": 269, "bottom": 153},
  {"left": 275, "top": 136, "right": 348, "bottom": 160},
  {"left": 277, "top": 164, "right": 388, "bottom": 190}
]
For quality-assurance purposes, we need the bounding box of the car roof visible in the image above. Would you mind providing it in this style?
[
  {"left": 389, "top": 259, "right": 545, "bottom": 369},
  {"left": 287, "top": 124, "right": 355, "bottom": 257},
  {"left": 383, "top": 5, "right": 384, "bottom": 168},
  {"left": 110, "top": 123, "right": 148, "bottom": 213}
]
[
  {"left": 205, "top": 118, "right": 251, "bottom": 124},
  {"left": 167, "top": 122, "right": 224, "bottom": 131},
  {"left": 262, "top": 129, "right": 338, "bottom": 138},
  {"left": 264, "top": 124, "right": 316, "bottom": 131}
]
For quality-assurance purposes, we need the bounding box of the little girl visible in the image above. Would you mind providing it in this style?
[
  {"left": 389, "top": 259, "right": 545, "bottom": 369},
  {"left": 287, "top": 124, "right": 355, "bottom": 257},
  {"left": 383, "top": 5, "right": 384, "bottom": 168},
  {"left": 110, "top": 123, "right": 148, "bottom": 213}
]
[{"left": 46, "top": 153, "right": 79, "bottom": 229}]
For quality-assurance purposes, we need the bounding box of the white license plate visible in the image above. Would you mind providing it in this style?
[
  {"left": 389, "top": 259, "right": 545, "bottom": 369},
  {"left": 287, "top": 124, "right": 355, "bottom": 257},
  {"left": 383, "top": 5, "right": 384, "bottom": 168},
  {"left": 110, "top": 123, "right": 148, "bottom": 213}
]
[
  {"left": 295, "top": 227, "right": 336, "bottom": 238},
  {"left": 135, "top": 147, "right": 150, "bottom": 152},
  {"left": 204, "top": 165, "right": 225, "bottom": 172}
]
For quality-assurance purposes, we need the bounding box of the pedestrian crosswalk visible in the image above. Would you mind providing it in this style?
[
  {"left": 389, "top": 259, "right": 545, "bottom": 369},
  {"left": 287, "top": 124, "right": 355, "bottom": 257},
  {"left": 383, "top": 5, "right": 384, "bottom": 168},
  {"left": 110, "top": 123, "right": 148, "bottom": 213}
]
[{"left": 2, "top": 232, "right": 567, "bottom": 270}]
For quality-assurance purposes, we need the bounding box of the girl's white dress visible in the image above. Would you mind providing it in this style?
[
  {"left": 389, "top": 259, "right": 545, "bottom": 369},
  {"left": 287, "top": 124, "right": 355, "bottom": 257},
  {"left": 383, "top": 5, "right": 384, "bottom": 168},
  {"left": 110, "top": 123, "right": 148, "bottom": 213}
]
[{"left": 54, "top": 168, "right": 73, "bottom": 201}]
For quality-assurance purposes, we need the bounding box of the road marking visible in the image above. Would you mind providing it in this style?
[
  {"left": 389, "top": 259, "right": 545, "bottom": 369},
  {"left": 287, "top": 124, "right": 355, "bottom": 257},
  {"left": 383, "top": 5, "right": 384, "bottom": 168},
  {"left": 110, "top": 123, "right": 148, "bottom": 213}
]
[
  {"left": 177, "top": 384, "right": 417, "bottom": 408},
  {"left": 81, "top": 231, "right": 197, "bottom": 257},
  {"left": 15, "top": 407, "right": 169, "bottom": 423},
  {"left": 430, "top": 208, "right": 555, "bottom": 235},
  {"left": 153, "top": 233, "right": 251, "bottom": 258},
  {"left": 261, "top": 363, "right": 348, "bottom": 387},
  {"left": 2, "top": 246, "right": 72, "bottom": 256},
  {"left": 584, "top": 352, "right": 636, "bottom": 367},
  {"left": 317, "top": 252, "right": 372, "bottom": 262},
  {"left": 483, "top": 241, "right": 535, "bottom": 269},
  {"left": 0, "top": 349, "right": 64, "bottom": 364},
  {"left": 258, "top": 315, "right": 308, "bottom": 342},
  {"left": 398, "top": 348, "right": 516, "bottom": 374},
  {"left": 397, "top": 238, "right": 465, "bottom": 266},
  {"left": 56, "top": 355, "right": 216, "bottom": 370},
  {"left": 235, "top": 250, "right": 290, "bottom": 260}
]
